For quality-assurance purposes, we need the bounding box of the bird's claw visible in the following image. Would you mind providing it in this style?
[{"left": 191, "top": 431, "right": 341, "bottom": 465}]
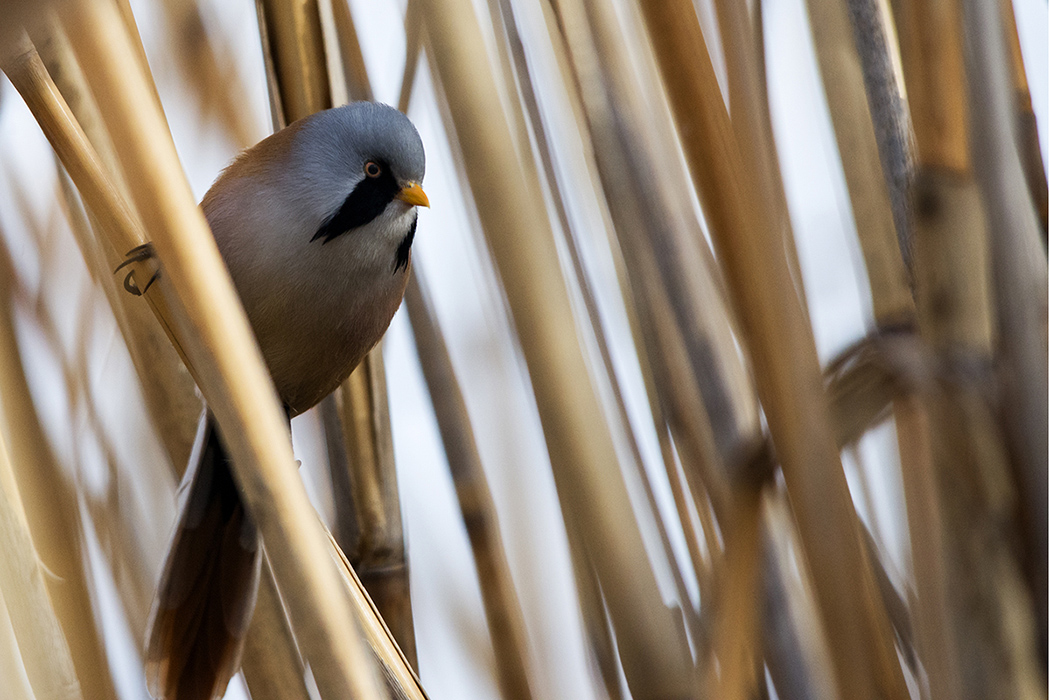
[{"left": 115, "top": 243, "right": 160, "bottom": 296}]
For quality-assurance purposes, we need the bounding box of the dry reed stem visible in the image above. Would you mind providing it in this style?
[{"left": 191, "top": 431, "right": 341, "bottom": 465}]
[
  {"left": 803, "top": 0, "right": 914, "bottom": 326},
  {"left": 492, "top": 0, "right": 700, "bottom": 639},
  {"left": 63, "top": 2, "right": 387, "bottom": 697},
  {"left": 762, "top": 492, "right": 839, "bottom": 700},
  {"left": 844, "top": 0, "right": 915, "bottom": 257},
  {"left": 418, "top": 0, "right": 695, "bottom": 695},
  {"left": 403, "top": 271, "right": 535, "bottom": 700},
  {"left": 1, "top": 35, "right": 193, "bottom": 375},
  {"left": 274, "top": 0, "right": 417, "bottom": 661},
  {"left": 0, "top": 427, "right": 83, "bottom": 700},
  {"left": 893, "top": 394, "right": 960, "bottom": 700},
  {"left": 638, "top": 2, "right": 909, "bottom": 697},
  {"left": 24, "top": 33, "right": 309, "bottom": 697},
  {"left": 898, "top": 7, "right": 1039, "bottom": 690},
  {"left": 241, "top": 562, "right": 313, "bottom": 700},
  {"left": 32, "top": 24, "right": 201, "bottom": 470},
  {"left": 332, "top": 365, "right": 417, "bottom": 667},
  {"left": 711, "top": 0, "right": 811, "bottom": 323},
  {"left": 55, "top": 173, "right": 167, "bottom": 638},
  {"left": 329, "top": 0, "right": 373, "bottom": 102},
  {"left": 396, "top": 0, "right": 422, "bottom": 114},
  {"left": 961, "top": 0, "right": 1049, "bottom": 655},
  {"left": 999, "top": 0, "right": 1047, "bottom": 233},
  {"left": 706, "top": 488, "right": 764, "bottom": 700},
  {"left": 256, "top": 0, "right": 330, "bottom": 125}
]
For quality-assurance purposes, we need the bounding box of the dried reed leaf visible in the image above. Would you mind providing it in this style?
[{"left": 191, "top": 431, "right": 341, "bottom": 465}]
[
  {"left": 417, "top": 0, "right": 695, "bottom": 694},
  {"left": 324, "top": 526, "right": 428, "bottom": 700},
  {"left": 61, "top": 3, "right": 387, "bottom": 697}
]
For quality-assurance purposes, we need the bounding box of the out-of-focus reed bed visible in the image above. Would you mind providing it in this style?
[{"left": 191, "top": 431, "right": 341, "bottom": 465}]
[{"left": 0, "top": 0, "right": 1044, "bottom": 698}]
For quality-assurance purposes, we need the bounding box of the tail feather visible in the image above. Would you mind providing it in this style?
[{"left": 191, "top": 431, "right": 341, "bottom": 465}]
[{"left": 146, "top": 412, "right": 262, "bottom": 700}]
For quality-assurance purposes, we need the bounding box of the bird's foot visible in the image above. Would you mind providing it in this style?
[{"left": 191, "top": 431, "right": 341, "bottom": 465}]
[{"left": 115, "top": 243, "right": 160, "bottom": 296}]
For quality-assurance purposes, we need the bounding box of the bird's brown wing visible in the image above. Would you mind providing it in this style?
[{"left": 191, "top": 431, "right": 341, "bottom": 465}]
[{"left": 146, "top": 411, "right": 262, "bottom": 700}]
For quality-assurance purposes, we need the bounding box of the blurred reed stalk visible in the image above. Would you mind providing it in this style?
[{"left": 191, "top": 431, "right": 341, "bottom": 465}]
[
  {"left": 0, "top": 414, "right": 83, "bottom": 700},
  {"left": 418, "top": 0, "right": 696, "bottom": 695},
  {"left": 60, "top": 1, "right": 388, "bottom": 697},
  {"left": 0, "top": 55, "right": 120, "bottom": 700},
  {"left": 637, "top": 1, "right": 909, "bottom": 697},
  {"left": 998, "top": 0, "right": 1048, "bottom": 235},
  {"left": 403, "top": 270, "right": 536, "bottom": 700},
  {"left": 898, "top": 0, "right": 1044, "bottom": 697},
  {"left": 961, "top": 0, "right": 1049, "bottom": 660},
  {"left": 255, "top": 0, "right": 418, "bottom": 663}
]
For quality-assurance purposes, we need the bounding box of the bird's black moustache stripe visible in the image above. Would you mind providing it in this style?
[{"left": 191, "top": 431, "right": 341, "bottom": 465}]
[
  {"left": 311, "top": 161, "right": 400, "bottom": 243},
  {"left": 394, "top": 214, "right": 417, "bottom": 273}
]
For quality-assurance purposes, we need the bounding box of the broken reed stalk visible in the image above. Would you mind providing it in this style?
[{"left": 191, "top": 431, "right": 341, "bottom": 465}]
[
  {"left": 898, "top": 0, "right": 1043, "bottom": 696},
  {"left": 417, "top": 0, "right": 696, "bottom": 695},
  {"left": 61, "top": 2, "right": 387, "bottom": 698},
  {"left": 961, "top": 0, "right": 1049, "bottom": 655},
  {"left": 637, "top": 2, "right": 909, "bottom": 698},
  {"left": 257, "top": 0, "right": 417, "bottom": 662},
  {"left": 403, "top": 271, "right": 535, "bottom": 700},
  {"left": 0, "top": 421, "right": 83, "bottom": 700}
]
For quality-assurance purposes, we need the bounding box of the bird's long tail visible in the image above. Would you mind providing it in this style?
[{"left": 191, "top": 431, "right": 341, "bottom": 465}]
[{"left": 145, "top": 410, "right": 262, "bottom": 700}]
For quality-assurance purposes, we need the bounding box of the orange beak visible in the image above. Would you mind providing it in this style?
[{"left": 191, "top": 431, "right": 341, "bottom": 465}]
[{"left": 396, "top": 182, "right": 430, "bottom": 208}]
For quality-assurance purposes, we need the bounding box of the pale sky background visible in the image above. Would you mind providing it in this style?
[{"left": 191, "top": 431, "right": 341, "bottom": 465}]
[{"left": 0, "top": 1, "right": 1045, "bottom": 699}]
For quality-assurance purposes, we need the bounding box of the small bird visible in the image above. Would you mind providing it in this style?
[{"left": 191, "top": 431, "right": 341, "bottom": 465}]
[{"left": 143, "top": 102, "right": 427, "bottom": 700}]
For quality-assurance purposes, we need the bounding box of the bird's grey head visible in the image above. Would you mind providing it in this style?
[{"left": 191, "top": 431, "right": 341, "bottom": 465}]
[{"left": 292, "top": 102, "right": 427, "bottom": 244}]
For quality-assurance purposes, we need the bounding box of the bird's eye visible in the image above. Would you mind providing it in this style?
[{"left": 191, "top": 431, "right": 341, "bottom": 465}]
[{"left": 364, "top": 161, "right": 382, "bottom": 178}]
